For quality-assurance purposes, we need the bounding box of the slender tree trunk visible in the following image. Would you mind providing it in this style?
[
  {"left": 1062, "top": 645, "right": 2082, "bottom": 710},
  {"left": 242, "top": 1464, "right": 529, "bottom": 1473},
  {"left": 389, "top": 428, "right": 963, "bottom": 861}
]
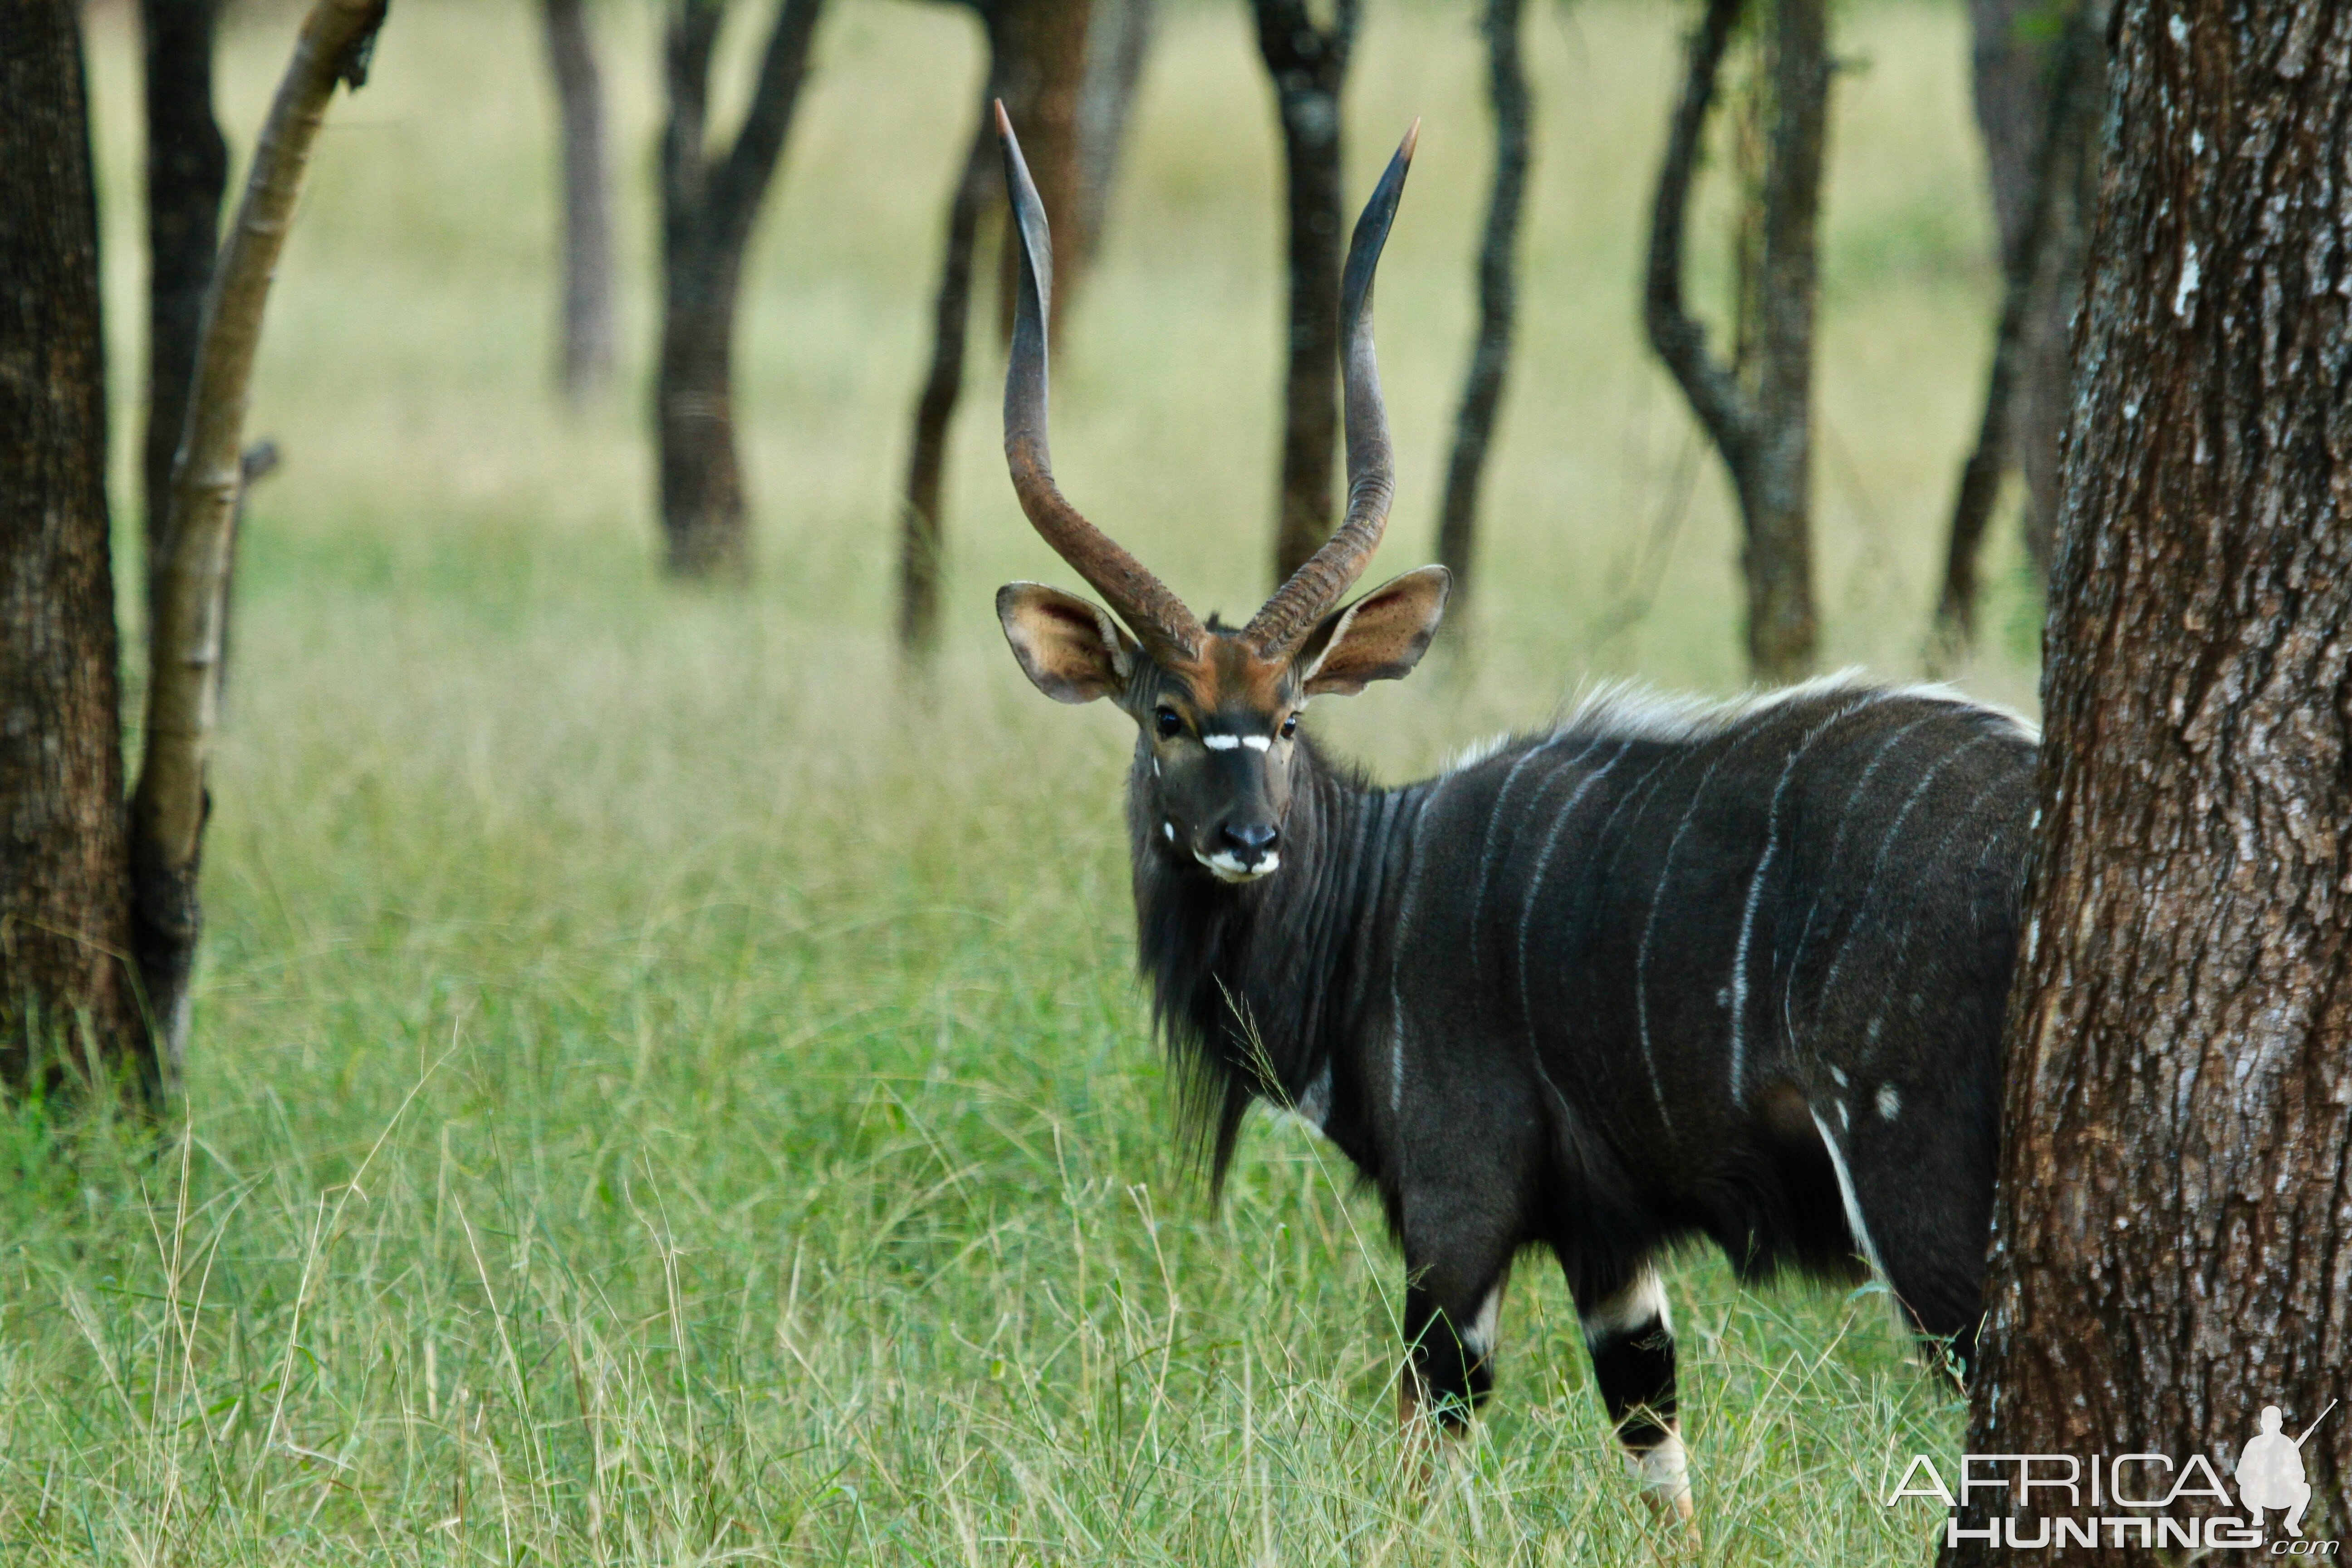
[
  {"left": 1253, "top": 0, "right": 1357, "bottom": 586},
  {"left": 543, "top": 0, "right": 615, "bottom": 403},
  {"left": 130, "top": 0, "right": 391, "bottom": 1085},
  {"left": 1075, "top": 0, "right": 1151, "bottom": 270},
  {"left": 1433, "top": 0, "right": 1528, "bottom": 622},
  {"left": 1928, "top": 0, "right": 2097, "bottom": 669},
  {"left": 895, "top": 0, "right": 1137, "bottom": 658},
  {"left": 1645, "top": 0, "right": 1827, "bottom": 684},
  {"left": 141, "top": 0, "right": 228, "bottom": 598},
  {"left": 898, "top": 105, "right": 996, "bottom": 657},
  {"left": 1946, "top": 4, "right": 2352, "bottom": 1561},
  {"left": 0, "top": 0, "right": 148, "bottom": 1097},
  {"left": 1966, "top": 0, "right": 2106, "bottom": 578},
  {"left": 656, "top": 0, "right": 828, "bottom": 580}
]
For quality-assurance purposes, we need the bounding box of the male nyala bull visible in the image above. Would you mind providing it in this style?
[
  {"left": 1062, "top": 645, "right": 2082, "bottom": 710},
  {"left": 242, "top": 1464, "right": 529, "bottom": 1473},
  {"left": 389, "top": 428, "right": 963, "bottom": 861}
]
[{"left": 988, "top": 106, "right": 2036, "bottom": 1522}]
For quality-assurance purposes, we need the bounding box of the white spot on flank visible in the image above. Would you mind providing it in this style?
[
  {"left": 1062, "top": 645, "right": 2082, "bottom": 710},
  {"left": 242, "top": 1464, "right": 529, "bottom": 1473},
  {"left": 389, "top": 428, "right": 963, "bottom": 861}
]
[
  {"left": 1240, "top": 735, "right": 1272, "bottom": 752},
  {"left": 1810, "top": 1109, "right": 1887, "bottom": 1275},
  {"left": 1162, "top": 821, "right": 1176, "bottom": 842},
  {"left": 1836, "top": 1098, "right": 1850, "bottom": 1131},
  {"left": 2192, "top": 128, "right": 2206, "bottom": 155},
  {"left": 2174, "top": 241, "right": 2201, "bottom": 317},
  {"left": 1580, "top": 1266, "right": 1670, "bottom": 1343},
  {"left": 1201, "top": 733, "right": 1242, "bottom": 750},
  {"left": 1877, "top": 1084, "right": 1901, "bottom": 1121},
  {"left": 1829, "top": 1065, "right": 1847, "bottom": 1088},
  {"left": 1195, "top": 849, "right": 1277, "bottom": 882},
  {"left": 2168, "top": 12, "right": 2187, "bottom": 43},
  {"left": 1629, "top": 1431, "right": 1692, "bottom": 1502}
]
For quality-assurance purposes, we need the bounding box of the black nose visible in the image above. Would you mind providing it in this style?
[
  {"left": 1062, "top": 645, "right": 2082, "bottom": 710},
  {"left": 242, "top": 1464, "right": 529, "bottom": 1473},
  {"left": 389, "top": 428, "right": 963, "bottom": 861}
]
[{"left": 1220, "top": 822, "right": 1279, "bottom": 858}]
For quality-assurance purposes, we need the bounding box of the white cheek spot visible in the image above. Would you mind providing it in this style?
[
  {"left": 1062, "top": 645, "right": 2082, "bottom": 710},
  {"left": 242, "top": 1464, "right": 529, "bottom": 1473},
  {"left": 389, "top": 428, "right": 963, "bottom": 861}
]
[
  {"left": 1201, "top": 733, "right": 1241, "bottom": 751},
  {"left": 1240, "top": 735, "right": 1272, "bottom": 752},
  {"left": 1829, "top": 1065, "right": 1847, "bottom": 1088},
  {"left": 1162, "top": 821, "right": 1176, "bottom": 843},
  {"left": 1876, "top": 1084, "right": 1901, "bottom": 1121}
]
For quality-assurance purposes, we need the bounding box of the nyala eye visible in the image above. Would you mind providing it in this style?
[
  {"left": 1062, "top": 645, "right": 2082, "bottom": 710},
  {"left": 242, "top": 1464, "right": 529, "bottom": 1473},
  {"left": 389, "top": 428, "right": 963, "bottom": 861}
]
[
  {"left": 1156, "top": 707, "right": 1184, "bottom": 739},
  {"left": 1280, "top": 712, "right": 1300, "bottom": 740}
]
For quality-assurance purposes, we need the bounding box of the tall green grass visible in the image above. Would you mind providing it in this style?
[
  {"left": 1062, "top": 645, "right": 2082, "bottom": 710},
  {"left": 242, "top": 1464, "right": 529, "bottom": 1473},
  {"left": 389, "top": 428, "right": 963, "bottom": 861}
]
[{"left": 5, "top": 0, "right": 2026, "bottom": 1557}]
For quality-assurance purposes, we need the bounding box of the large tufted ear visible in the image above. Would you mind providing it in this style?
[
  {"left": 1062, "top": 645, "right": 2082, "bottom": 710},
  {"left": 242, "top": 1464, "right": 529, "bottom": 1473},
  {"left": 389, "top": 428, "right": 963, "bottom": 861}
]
[
  {"left": 1293, "top": 566, "right": 1451, "bottom": 696},
  {"left": 997, "top": 582, "right": 1142, "bottom": 703}
]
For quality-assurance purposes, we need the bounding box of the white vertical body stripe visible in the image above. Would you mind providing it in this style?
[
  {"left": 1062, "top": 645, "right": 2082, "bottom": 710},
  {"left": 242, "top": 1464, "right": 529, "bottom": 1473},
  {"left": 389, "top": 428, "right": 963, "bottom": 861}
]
[{"left": 1809, "top": 1108, "right": 1886, "bottom": 1275}]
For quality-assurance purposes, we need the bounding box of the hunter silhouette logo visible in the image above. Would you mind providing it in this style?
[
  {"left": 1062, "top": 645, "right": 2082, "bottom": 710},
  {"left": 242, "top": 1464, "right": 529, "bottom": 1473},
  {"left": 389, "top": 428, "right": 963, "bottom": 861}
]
[{"left": 2242, "top": 1401, "right": 2334, "bottom": 1539}]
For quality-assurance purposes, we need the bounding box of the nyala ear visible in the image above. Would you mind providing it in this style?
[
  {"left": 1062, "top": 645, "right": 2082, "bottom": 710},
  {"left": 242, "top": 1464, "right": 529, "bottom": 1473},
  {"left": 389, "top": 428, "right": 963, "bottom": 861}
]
[
  {"left": 1295, "top": 565, "right": 1451, "bottom": 696},
  {"left": 997, "top": 582, "right": 1141, "bottom": 703}
]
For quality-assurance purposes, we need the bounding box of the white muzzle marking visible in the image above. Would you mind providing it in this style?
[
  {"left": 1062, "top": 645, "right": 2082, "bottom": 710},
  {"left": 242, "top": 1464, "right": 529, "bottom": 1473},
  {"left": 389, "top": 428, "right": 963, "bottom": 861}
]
[{"left": 1196, "top": 848, "right": 1279, "bottom": 883}]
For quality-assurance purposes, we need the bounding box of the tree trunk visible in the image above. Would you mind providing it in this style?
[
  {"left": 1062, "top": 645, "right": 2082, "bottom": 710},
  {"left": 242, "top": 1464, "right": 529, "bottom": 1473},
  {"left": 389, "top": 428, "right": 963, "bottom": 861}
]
[
  {"left": 1966, "top": 0, "right": 2106, "bottom": 578},
  {"left": 1074, "top": 0, "right": 1152, "bottom": 270},
  {"left": 1432, "top": 0, "right": 1528, "bottom": 624},
  {"left": 656, "top": 0, "right": 828, "bottom": 581},
  {"left": 130, "top": 0, "right": 391, "bottom": 1086},
  {"left": 1945, "top": 3, "right": 2352, "bottom": 1561},
  {"left": 1928, "top": 0, "right": 2098, "bottom": 670},
  {"left": 1254, "top": 0, "right": 1357, "bottom": 586},
  {"left": 896, "top": 0, "right": 1139, "bottom": 658},
  {"left": 543, "top": 0, "right": 616, "bottom": 403},
  {"left": 897, "top": 103, "right": 996, "bottom": 658},
  {"left": 140, "top": 0, "right": 228, "bottom": 598},
  {"left": 0, "top": 0, "right": 148, "bottom": 1097},
  {"left": 1645, "top": 0, "right": 1826, "bottom": 685}
]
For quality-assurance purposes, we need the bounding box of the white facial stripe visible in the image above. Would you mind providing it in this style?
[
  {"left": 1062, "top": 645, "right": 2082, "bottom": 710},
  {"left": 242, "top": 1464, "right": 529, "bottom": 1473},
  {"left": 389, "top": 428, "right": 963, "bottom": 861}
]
[
  {"left": 1201, "top": 734, "right": 1241, "bottom": 750},
  {"left": 1162, "top": 821, "right": 1176, "bottom": 842},
  {"left": 1196, "top": 849, "right": 1279, "bottom": 883},
  {"left": 1241, "top": 735, "right": 1272, "bottom": 752}
]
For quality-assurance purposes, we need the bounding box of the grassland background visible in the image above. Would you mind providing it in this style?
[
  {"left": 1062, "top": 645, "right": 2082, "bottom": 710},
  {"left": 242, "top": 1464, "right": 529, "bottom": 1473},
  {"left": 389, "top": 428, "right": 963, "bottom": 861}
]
[{"left": 5, "top": 0, "right": 2037, "bottom": 1559}]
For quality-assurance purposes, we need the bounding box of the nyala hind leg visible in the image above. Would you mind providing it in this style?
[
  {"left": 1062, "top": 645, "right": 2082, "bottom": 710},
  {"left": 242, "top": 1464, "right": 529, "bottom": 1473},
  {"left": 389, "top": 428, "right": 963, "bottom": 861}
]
[{"left": 1576, "top": 1262, "right": 1698, "bottom": 1545}]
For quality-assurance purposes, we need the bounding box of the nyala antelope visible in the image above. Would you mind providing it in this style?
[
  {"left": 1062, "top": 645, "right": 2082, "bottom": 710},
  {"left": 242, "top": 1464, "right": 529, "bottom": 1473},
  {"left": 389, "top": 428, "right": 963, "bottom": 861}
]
[{"left": 989, "top": 106, "right": 2035, "bottom": 1524}]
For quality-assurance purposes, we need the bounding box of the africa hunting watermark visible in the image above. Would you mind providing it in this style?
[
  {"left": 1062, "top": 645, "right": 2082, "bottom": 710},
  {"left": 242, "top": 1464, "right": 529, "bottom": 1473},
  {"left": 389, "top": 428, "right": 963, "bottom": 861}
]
[{"left": 1884, "top": 1401, "right": 2337, "bottom": 1553}]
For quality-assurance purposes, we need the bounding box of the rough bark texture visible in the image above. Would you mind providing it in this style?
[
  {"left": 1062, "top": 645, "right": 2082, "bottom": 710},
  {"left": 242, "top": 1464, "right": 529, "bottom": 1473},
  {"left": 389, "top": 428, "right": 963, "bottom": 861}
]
[
  {"left": 543, "top": 0, "right": 615, "bottom": 402},
  {"left": 1433, "top": 0, "right": 1528, "bottom": 622},
  {"left": 1946, "top": 2, "right": 2352, "bottom": 1560},
  {"left": 897, "top": 0, "right": 1142, "bottom": 658},
  {"left": 1968, "top": 0, "right": 2107, "bottom": 576},
  {"left": 0, "top": 0, "right": 147, "bottom": 1095},
  {"left": 1930, "top": 0, "right": 2098, "bottom": 668},
  {"left": 1645, "top": 0, "right": 1827, "bottom": 684},
  {"left": 131, "top": 0, "right": 389, "bottom": 1086},
  {"left": 140, "top": 0, "right": 229, "bottom": 589},
  {"left": 657, "top": 0, "right": 827, "bottom": 580},
  {"left": 1254, "top": 0, "right": 1357, "bottom": 586}
]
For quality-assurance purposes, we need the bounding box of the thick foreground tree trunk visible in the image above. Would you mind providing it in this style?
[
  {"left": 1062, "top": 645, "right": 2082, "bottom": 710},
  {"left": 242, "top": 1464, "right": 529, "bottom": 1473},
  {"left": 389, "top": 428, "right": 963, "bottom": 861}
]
[
  {"left": 1646, "top": 0, "right": 1827, "bottom": 684},
  {"left": 897, "top": 0, "right": 1143, "bottom": 658},
  {"left": 1432, "top": 0, "right": 1528, "bottom": 622},
  {"left": 543, "top": 0, "right": 616, "bottom": 402},
  {"left": 0, "top": 0, "right": 148, "bottom": 1096},
  {"left": 1965, "top": 0, "right": 2106, "bottom": 578},
  {"left": 1946, "top": 3, "right": 2352, "bottom": 1561},
  {"left": 1253, "top": 0, "right": 1357, "bottom": 586},
  {"left": 140, "top": 0, "right": 229, "bottom": 588},
  {"left": 656, "top": 0, "right": 827, "bottom": 580},
  {"left": 131, "top": 0, "right": 390, "bottom": 1084}
]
